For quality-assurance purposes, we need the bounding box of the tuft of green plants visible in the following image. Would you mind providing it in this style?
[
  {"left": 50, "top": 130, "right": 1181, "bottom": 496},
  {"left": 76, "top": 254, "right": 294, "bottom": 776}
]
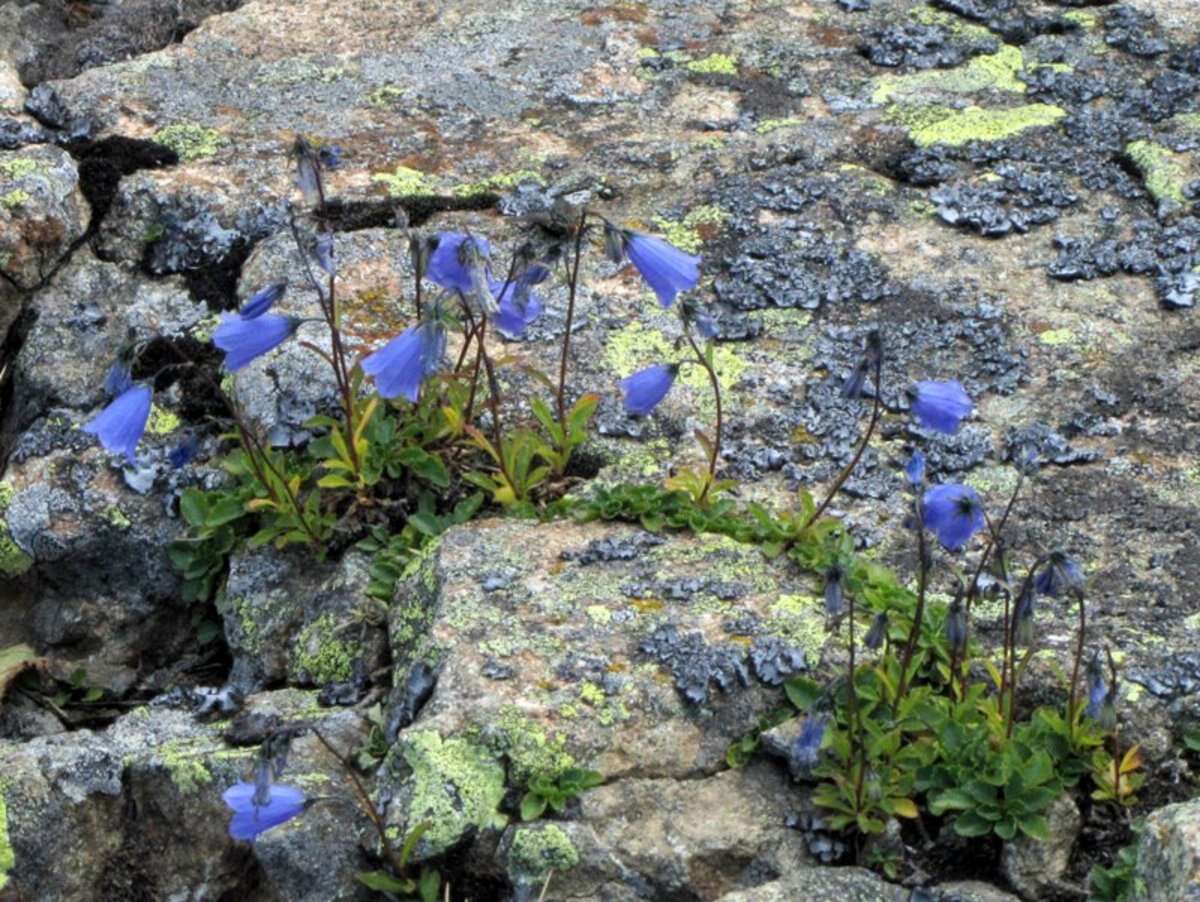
[{"left": 519, "top": 767, "right": 604, "bottom": 821}]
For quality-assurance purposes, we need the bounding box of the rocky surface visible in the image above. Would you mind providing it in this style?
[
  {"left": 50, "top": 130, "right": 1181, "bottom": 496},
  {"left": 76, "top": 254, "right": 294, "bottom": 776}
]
[{"left": 2, "top": 0, "right": 1200, "bottom": 898}]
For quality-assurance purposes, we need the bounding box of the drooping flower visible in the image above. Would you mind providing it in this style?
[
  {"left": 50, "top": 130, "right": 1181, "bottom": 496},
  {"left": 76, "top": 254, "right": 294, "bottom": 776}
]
[
  {"left": 619, "top": 363, "right": 678, "bottom": 416},
  {"left": 314, "top": 232, "right": 336, "bottom": 276},
  {"left": 910, "top": 380, "right": 974, "bottom": 434},
  {"left": 318, "top": 144, "right": 343, "bottom": 170},
  {"left": 904, "top": 451, "right": 926, "bottom": 486},
  {"left": 1035, "top": 551, "right": 1085, "bottom": 598},
  {"left": 362, "top": 321, "right": 446, "bottom": 402},
  {"left": 945, "top": 597, "right": 967, "bottom": 654},
  {"left": 492, "top": 265, "right": 549, "bottom": 338},
  {"left": 841, "top": 359, "right": 869, "bottom": 400},
  {"left": 789, "top": 713, "right": 828, "bottom": 778},
  {"left": 168, "top": 433, "right": 200, "bottom": 469},
  {"left": 609, "top": 226, "right": 700, "bottom": 308},
  {"left": 239, "top": 281, "right": 287, "bottom": 319},
  {"left": 1085, "top": 652, "right": 1109, "bottom": 723},
  {"left": 223, "top": 780, "right": 306, "bottom": 841},
  {"left": 823, "top": 564, "right": 845, "bottom": 617},
  {"left": 921, "top": 483, "right": 985, "bottom": 551},
  {"left": 213, "top": 313, "right": 301, "bottom": 372},
  {"left": 83, "top": 384, "right": 153, "bottom": 464},
  {"left": 427, "top": 233, "right": 496, "bottom": 313},
  {"left": 1013, "top": 582, "right": 1035, "bottom": 646},
  {"left": 864, "top": 612, "right": 889, "bottom": 650}
]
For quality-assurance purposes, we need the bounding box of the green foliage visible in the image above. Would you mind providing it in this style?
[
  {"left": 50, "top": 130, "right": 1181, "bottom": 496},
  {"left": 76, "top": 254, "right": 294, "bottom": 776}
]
[
  {"left": 530, "top": 393, "right": 599, "bottom": 476},
  {"left": 356, "top": 821, "right": 440, "bottom": 901},
  {"left": 169, "top": 485, "right": 253, "bottom": 601},
  {"left": 519, "top": 768, "right": 604, "bottom": 821},
  {"left": 726, "top": 707, "right": 793, "bottom": 768},
  {"left": 1089, "top": 836, "right": 1144, "bottom": 902},
  {"left": 464, "top": 427, "right": 551, "bottom": 506},
  {"left": 50, "top": 667, "right": 105, "bottom": 707},
  {"left": 1090, "top": 745, "right": 1145, "bottom": 807}
]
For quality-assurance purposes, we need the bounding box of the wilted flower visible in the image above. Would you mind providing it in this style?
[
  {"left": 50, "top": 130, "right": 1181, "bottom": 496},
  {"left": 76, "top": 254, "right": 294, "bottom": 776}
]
[
  {"left": 83, "top": 384, "right": 153, "bottom": 464},
  {"left": 945, "top": 597, "right": 967, "bottom": 654},
  {"left": 904, "top": 451, "right": 926, "bottom": 486},
  {"left": 607, "top": 225, "right": 700, "bottom": 308},
  {"left": 921, "top": 483, "right": 985, "bottom": 551},
  {"left": 223, "top": 780, "right": 306, "bottom": 841},
  {"left": 1013, "top": 582, "right": 1035, "bottom": 646},
  {"left": 493, "top": 265, "right": 549, "bottom": 338},
  {"left": 1035, "top": 552, "right": 1084, "bottom": 598},
  {"left": 168, "top": 433, "right": 200, "bottom": 469},
  {"left": 239, "top": 281, "right": 287, "bottom": 319},
  {"left": 213, "top": 313, "right": 301, "bottom": 372},
  {"left": 789, "top": 713, "right": 828, "bottom": 777},
  {"left": 823, "top": 564, "right": 845, "bottom": 617},
  {"left": 362, "top": 321, "right": 446, "bottom": 402},
  {"left": 292, "top": 137, "right": 322, "bottom": 205},
  {"left": 620, "top": 363, "right": 678, "bottom": 416},
  {"left": 864, "top": 612, "right": 889, "bottom": 650},
  {"left": 910, "top": 380, "right": 973, "bottom": 434},
  {"left": 314, "top": 232, "right": 336, "bottom": 276}
]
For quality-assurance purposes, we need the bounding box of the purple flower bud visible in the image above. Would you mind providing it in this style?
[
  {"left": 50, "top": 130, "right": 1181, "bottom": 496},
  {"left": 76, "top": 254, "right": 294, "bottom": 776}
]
[
  {"left": 223, "top": 780, "right": 306, "bottom": 841},
  {"left": 904, "top": 451, "right": 926, "bottom": 486},
  {"left": 620, "top": 229, "right": 700, "bottom": 308},
  {"left": 619, "top": 363, "right": 678, "bottom": 416},
  {"left": 823, "top": 564, "right": 845, "bottom": 616},
  {"left": 921, "top": 483, "right": 985, "bottom": 551},
  {"left": 911, "top": 380, "right": 974, "bottom": 434},
  {"left": 603, "top": 222, "right": 626, "bottom": 264},
  {"left": 841, "top": 359, "right": 869, "bottom": 400},
  {"left": 945, "top": 598, "right": 967, "bottom": 654},
  {"left": 362, "top": 321, "right": 446, "bottom": 402},
  {"left": 1085, "top": 652, "right": 1108, "bottom": 721},
  {"left": 213, "top": 313, "right": 301, "bottom": 372},
  {"left": 239, "top": 281, "right": 287, "bottom": 320},
  {"left": 83, "top": 384, "right": 153, "bottom": 464},
  {"left": 1035, "top": 552, "right": 1084, "bottom": 598},
  {"left": 292, "top": 137, "right": 321, "bottom": 206},
  {"left": 318, "top": 144, "right": 343, "bottom": 170},
  {"left": 789, "top": 713, "right": 828, "bottom": 778},
  {"left": 864, "top": 612, "right": 889, "bottom": 650},
  {"left": 695, "top": 310, "right": 719, "bottom": 340},
  {"left": 168, "top": 433, "right": 200, "bottom": 469},
  {"left": 314, "top": 232, "right": 336, "bottom": 276},
  {"left": 1013, "top": 583, "right": 1035, "bottom": 646}
]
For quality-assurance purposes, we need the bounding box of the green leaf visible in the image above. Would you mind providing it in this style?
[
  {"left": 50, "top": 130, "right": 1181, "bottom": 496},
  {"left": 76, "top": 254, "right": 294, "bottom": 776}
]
[
  {"left": 399, "top": 821, "right": 430, "bottom": 869},
  {"left": 397, "top": 447, "right": 450, "bottom": 487},
  {"left": 418, "top": 868, "right": 441, "bottom": 902},
  {"left": 356, "top": 870, "right": 414, "bottom": 892},
  {"left": 953, "top": 811, "right": 994, "bottom": 837},
  {"left": 520, "top": 793, "right": 548, "bottom": 821},
  {"left": 1017, "top": 814, "right": 1050, "bottom": 840},
  {"left": 179, "top": 489, "right": 208, "bottom": 527},
  {"left": 784, "top": 676, "right": 822, "bottom": 712}
]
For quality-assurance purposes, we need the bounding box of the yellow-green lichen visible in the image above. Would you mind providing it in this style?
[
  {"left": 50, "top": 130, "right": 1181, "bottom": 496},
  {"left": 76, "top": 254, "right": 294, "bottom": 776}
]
[
  {"left": 104, "top": 506, "right": 132, "bottom": 529},
  {"left": 1038, "top": 327, "right": 1076, "bottom": 347},
  {"left": 1124, "top": 140, "right": 1190, "bottom": 205},
  {"left": 158, "top": 739, "right": 214, "bottom": 794},
  {"left": 586, "top": 604, "right": 613, "bottom": 625},
  {"left": 872, "top": 45, "right": 1026, "bottom": 104},
  {"left": 766, "top": 594, "right": 827, "bottom": 663},
  {"left": 686, "top": 53, "right": 738, "bottom": 75},
  {"left": 603, "top": 321, "right": 748, "bottom": 402},
  {"left": 756, "top": 118, "right": 805, "bottom": 135},
  {"left": 291, "top": 614, "right": 355, "bottom": 684},
  {"left": 154, "top": 124, "right": 225, "bottom": 162},
  {"left": 0, "top": 157, "right": 42, "bottom": 180},
  {"left": 966, "top": 465, "right": 1021, "bottom": 499},
  {"left": 0, "top": 483, "right": 31, "bottom": 577},
  {"left": 0, "top": 190, "right": 30, "bottom": 209},
  {"left": 1063, "top": 10, "right": 1097, "bottom": 29},
  {"left": 490, "top": 708, "right": 576, "bottom": 783},
  {"left": 0, "top": 795, "right": 12, "bottom": 891},
  {"left": 652, "top": 204, "right": 729, "bottom": 254},
  {"left": 146, "top": 405, "right": 181, "bottom": 435},
  {"left": 454, "top": 169, "right": 544, "bottom": 197},
  {"left": 366, "top": 84, "right": 406, "bottom": 105},
  {"left": 577, "top": 682, "right": 629, "bottom": 727},
  {"left": 372, "top": 165, "right": 437, "bottom": 198},
  {"left": 400, "top": 731, "right": 507, "bottom": 855},
  {"left": 508, "top": 825, "right": 579, "bottom": 881},
  {"left": 908, "top": 104, "right": 1065, "bottom": 148}
]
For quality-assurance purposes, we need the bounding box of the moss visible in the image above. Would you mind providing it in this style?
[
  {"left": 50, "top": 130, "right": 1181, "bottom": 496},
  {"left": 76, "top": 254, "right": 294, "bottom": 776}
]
[
  {"left": 1124, "top": 140, "right": 1190, "bottom": 205},
  {"left": 0, "top": 157, "right": 42, "bottom": 180},
  {"left": 372, "top": 165, "right": 437, "bottom": 198},
  {"left": 158, "top": 739, "right": 215, "bottom": 794},
  {"left": 490, "top": 707, "right": 576, "bottom": 783},
  {"left": 400, "top": 731, "right": 507, "bottom": 855},
  {"left": 686, "top": 53, "right": 738, "bottom": 75},
  {"left": 454, "top": 169, "right": 543, "bottom": 197},
  {"left": 0, "top": 794, "right": 11, "bottom": 891},
  {"left": 508, "top": 825, "right": 579, "bottom": 881},
  {"left": 146, "top": 404, "right": 181, "bottom": 435},
  {"left": 154, "top": 124, "right": 225, "bottom": 162},
  {"left": 766, "top": 594, "right": 827, "bottom": 663},
  {"left": 603, "top": 321, "right": 748, "bottom": 404},
  {"left": 651, "top": 205, "right": 729, "bottom": 254},
  {"left": 0, "top": 190, "right": 30, "bottom": 209},
  {"left": 291, "top": 614, "right": 355, "bottom": 684},
  {"left": 908, "top": 104, "right": 1065, "bottom": 147},
  {"left": 872, "top": 45, "right": 1026, "bottom": 104}
]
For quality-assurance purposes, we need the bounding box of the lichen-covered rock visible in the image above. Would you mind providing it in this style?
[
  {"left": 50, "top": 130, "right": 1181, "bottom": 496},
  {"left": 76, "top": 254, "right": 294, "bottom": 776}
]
[
  {"left": 715, "top": 867, "right": 906, "bottom": 902},
  {"left": 221, "top": 547, "right": 386, "bottom": 692},
  {"left": 1001, "top": 793, "right": 1081, "bottom": 900},
  {"left": 1136, "top": 798, "right": 1200, "bottom": 901}
]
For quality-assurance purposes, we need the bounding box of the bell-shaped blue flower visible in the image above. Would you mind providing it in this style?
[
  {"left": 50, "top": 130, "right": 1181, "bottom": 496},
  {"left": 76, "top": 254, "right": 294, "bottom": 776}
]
[
  {"left": 1035, "top": 552, "right": 1084, "bottom": 598},
  {"left": 213, "top": 313, "right": 300, "bottom": 372},
  {"left": 619, "top": 230, "right": 700, "bottom": 308},
  {"left": 239, "top": 281, "right": 287, "bottom": 319},
  {"left": 864, "top": 612, "right": 889, "bottom": 650},
  {"left": 492, "top": 265, "right": 548, "bottom": 338},
  {"left": 904, "top": 451, "right": 926, "bottom": 486},
  {"left": 223, "top": 781, "right": 306, "bottom": 841},
  {"left": 1013, "top": 583, "right": 1035, "bottom": 646},
  {"left": 362, "top": 321, "right": 446, "bottom": 402},
  {"left": 921, "top": 483, "right": 985, "bottom": 551},
  {"left": 427, "top": 233, "right": 488, "bottom": 289},
  {"left": 823, "top": 564, "right": 845, "bottom": 617},
  {"left": 620, "top": 363, "right": 678, "bottom": 416},
  {"left": 945, "top": 597, "right": 967, "bottom": 653},
  {"left": 788, "top": 713, "right": 828, "bottom": 778},
  {"left": 83, "top": 384, "right": 153, "bottom": 464},
  {"left": 911, "top": 380, "right": 973, "bottom": 434}
]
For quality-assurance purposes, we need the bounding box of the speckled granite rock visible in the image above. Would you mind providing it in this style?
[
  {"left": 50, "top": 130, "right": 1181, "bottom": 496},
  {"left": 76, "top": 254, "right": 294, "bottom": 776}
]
[{"left": 1136, "top": 798, "right": 1200, "bottom": 901}]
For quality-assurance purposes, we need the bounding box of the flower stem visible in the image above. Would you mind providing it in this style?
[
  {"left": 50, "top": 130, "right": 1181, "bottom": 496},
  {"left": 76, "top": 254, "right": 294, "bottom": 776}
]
[
  {"left": 1067, "top": 588, "right": 1087, "bottom": 741},
  {"left": 556, "top": 208, "right": 588, "bottom": 426},
  {"left": 683, "top": 332, "right": 723, "bottom": 502},
  {"left": 894, "top": 493, "right": 930, "bottom": 709}
]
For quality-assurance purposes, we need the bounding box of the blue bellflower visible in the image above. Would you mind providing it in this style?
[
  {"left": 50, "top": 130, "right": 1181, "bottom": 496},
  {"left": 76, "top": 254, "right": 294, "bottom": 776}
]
[
  {"left": 83, "top": 384, "right": 153, "bottom": 464},
  {"left": 168, "top": 433, "right": 200, "bottom": 469},
  {"left": 239, "top": 281, "right": 287, "bottom": 319},
  {"left": 315, "top": 233, "right": 336, "bottom": 276},
  {"left": 864, "top": 612, "right": 889, "bottom": 650},
  {"left": 615, "top": 228, "right": 701, "bottom": 308},
  {"left": 428, "top": 233, "right": 496, "bottom": 313},
  {"left": 362, "top": 321, "right": 446, "bottom": 402},
  {"left": 103, "top": 360, "right": 134, "bottom": 397},
  {"left": 911, "top": 380, "right": 974, "bottom": 434},
  {"left": 293, "top": 137, "right": 321, "bottom": 205},
  {"left": 921, "top": 483, "right": 985, "bottom": 551},
  {"left": 1013, "top": 583, "right": 1035, "bottom": 646},
  {"left": 492, "top": 265, "right": 549, "bottom": 338},
  {"left": 223, "top": 781, "right": 306, "bottom": 841},
  {"left": 318, "top": 144, "right": 343, "bottom": 169},
  {"left": 213, "top": 313, "right": 300, "bottom": 372},
  {"left": 1085, "top": 652, "right": 1108, "bottom": 721},
  {"left": 823, "top": 564, "right": 845, "bottom": 617},
  {"left": 620, "top": 363, "right": 678, "bottom": 416},
  {"left": 789, "top": 714, "right": 828, "bottom": 778},
  {"left": 945, "top": 598, "right": 968, "bottom": 654},
  {"left": 1035, "top": 552, "right": 1084, "bottom": 598},
  {"left": 904, "top": 451, "right": 926, "bottom": 486}
]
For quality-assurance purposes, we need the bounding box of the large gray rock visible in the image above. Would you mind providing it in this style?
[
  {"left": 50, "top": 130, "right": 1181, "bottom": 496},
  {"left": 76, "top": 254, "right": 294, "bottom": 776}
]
[
  {"left": 1136, "top": 798, "right": 1200, "bottom": 901},
  {"left": 1001, "top": 793, "right": 1081, "bottom": 900}
]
